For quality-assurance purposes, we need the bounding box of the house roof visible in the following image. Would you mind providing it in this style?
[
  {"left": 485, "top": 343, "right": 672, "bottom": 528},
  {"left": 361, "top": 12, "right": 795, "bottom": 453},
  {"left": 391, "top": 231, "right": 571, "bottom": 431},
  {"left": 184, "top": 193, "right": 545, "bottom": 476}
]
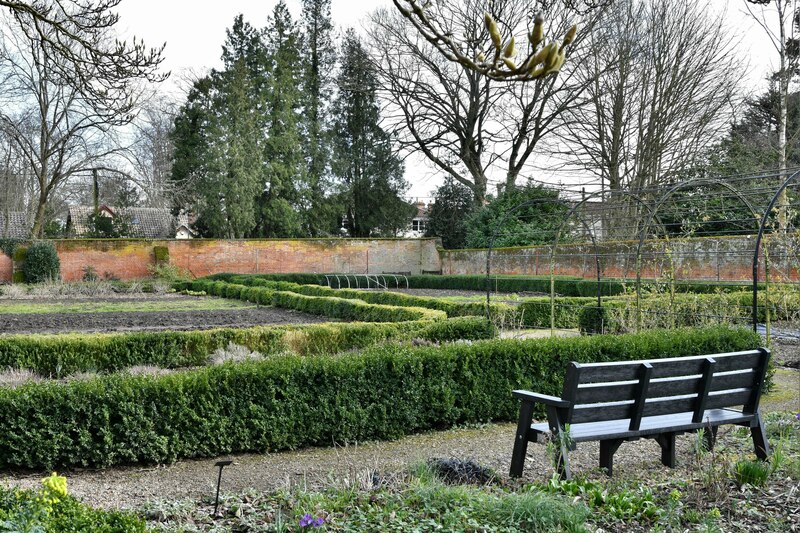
[
  {"left": 0, "top": 212, "right": 29, "bottom": 238},
  {"left": 67, "top": 206, "right": 192, "bottom": 239}
]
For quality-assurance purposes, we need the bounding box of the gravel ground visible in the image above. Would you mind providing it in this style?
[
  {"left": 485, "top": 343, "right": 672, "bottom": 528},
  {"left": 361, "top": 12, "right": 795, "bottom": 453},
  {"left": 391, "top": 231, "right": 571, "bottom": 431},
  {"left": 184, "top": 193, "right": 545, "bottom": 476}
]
[
  {"left": 2, "top": 367, "right": 796, "bottom": 513},
  {"left": 0, "top": 306, "right": 333, "bottom": 334}
]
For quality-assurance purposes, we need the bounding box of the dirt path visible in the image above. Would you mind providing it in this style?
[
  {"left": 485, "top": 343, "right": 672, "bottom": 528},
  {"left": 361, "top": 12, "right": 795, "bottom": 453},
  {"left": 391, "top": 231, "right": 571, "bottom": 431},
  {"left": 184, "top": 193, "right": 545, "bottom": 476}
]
[
  {"left": 2, "top": 367, "right": 796, "bottom": 512},
  {"left": 0, "top": 307, "right": 333, "bottom": 334}
]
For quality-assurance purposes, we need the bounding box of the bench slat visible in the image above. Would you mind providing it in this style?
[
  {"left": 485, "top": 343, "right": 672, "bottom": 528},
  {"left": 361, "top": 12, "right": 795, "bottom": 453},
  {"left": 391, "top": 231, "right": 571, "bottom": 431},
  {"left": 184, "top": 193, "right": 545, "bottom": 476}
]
[
  {"left": 570, "top": 388, "right": 754, "bottom": 424},
  {"left": 576, "top": 351, "right": 763, "bottom": 383},
  {"left": 574, "top": 370, "right": 757, "bottom": 404}
]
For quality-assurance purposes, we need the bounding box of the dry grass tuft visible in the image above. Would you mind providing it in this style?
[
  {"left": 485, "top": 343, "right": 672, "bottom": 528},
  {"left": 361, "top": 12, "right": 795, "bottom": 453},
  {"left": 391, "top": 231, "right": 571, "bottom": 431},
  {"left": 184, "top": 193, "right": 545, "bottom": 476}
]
[
  {"left": 0, "top": 368, "right": 43, "bottom": 388},
  {"left": 209, "top": 343, "right": 262, "bottom": 365}
]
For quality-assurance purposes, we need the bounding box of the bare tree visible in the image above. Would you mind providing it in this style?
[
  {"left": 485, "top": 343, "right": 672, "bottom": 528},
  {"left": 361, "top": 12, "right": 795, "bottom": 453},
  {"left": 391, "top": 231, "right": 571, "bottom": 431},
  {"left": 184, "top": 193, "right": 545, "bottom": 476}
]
[
  {"left": 125, "top": 94, "right": 177, "bottom": 208},
  {"left": 744, "top": 0, "right": 799, "bottom": 227},
  {"left": 0, "top": 20, "right": 128, "bottom": 236},
  {"left": 558, "top": 0, "right": 742, "bottom": 193},
  {"left": 369, "top": 0, "right": 599, "bottom": 204},
  {"left": 0, "top": 0, "right": 166, "bottom": 121}
]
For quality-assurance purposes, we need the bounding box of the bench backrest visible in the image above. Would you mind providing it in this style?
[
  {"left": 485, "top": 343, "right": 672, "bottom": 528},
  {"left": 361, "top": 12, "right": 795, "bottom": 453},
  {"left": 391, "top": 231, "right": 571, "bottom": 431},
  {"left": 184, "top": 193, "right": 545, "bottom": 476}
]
[{"left": 561, "top": 349, "right": 770, "bottom": 430}]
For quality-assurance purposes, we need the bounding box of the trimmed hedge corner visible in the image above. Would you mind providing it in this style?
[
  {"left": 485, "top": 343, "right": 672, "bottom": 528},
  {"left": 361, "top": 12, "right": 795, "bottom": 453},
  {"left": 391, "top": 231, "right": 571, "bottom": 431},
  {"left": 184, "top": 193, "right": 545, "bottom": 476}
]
[
  {"left": 0, "top": 317, "right": 495, "bottom": 376},
  {"left": 0, "top": 326, "right": 760, "bottom": 469}
]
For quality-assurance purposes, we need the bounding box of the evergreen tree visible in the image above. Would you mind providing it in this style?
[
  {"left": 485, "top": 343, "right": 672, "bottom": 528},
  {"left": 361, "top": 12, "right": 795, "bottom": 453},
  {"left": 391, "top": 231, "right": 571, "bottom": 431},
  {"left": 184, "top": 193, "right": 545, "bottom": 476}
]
[
  {"left": 464, "top": 184, "right": 568, "bottom": 248},
  {"left": 171, "top": 16, "right": 267, "bottom": 238},
  {"left": 300, "top": 0, "right": 337, "bottom": 235},
  {"left": 258, "top": 1, "right": 305, "bottom": 237},
  {"left": 426, "top": 177, "right": 475, "bottom": 249},
  {"left": 332, "top": 30, "right": 414, "bottom": 237}
]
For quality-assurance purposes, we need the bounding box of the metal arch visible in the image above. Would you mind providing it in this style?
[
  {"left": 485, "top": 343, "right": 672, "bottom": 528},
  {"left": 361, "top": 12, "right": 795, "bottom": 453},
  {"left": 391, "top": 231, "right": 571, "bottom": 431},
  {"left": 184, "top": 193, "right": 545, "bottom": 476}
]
[
  {"left": 484, "top": 189, "right": 654, "bottom": 329},
  {"left": 752, "top": 169, "right": 800, "bottom": 331},
  {"left": 633, "top": 177, "right": 762, "bottom": 331},
  {"left": 545, "top": 189, "right": 657, "bottom": 332}
]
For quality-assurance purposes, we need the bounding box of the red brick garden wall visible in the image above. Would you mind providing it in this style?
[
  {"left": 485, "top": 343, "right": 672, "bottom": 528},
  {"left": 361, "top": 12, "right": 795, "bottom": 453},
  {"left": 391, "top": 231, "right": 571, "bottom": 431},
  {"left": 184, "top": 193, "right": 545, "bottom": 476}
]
[
  {"left": 7, "top": 238, "right": 442, "bottom": 282},
  {"left": 440, "top": 235, "right": 795, "bottom": 282}
]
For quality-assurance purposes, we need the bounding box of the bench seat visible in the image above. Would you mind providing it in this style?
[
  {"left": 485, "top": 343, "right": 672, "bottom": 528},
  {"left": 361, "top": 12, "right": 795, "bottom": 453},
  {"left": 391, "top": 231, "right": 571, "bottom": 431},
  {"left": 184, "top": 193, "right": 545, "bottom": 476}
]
[
  {"left": 510, "top": 349, "right": 771, "bottom": 479},
  {"left": 529, "top": 408, "right": 755, "bottom": 443}
]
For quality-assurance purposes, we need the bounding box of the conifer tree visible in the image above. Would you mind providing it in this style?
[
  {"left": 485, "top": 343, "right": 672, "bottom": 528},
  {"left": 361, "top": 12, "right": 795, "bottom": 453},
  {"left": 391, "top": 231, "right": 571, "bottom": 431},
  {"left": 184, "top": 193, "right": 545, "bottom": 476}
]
[
  {"left": 259, "top": 1, "right": 306, "bottom": 237},
  {"left": 300, "top": 0, "right": 337, "bottom": 235},
  {"left": 332, "top": 30, "right": 414, "bottom": 237}
]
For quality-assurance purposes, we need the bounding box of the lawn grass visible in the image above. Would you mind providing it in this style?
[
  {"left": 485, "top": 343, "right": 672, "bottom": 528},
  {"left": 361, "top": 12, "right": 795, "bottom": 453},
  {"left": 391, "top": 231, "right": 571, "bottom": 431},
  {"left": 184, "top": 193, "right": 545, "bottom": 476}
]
[{"left": 0, "top": 297, "right": 253, "bottom": 315}]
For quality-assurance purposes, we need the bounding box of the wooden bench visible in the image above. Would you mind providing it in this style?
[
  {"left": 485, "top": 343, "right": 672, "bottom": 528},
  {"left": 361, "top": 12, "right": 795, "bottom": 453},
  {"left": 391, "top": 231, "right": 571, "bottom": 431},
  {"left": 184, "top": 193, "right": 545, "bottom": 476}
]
[{"left": 510, "top": 349, "right": 771, "bottom": 479}]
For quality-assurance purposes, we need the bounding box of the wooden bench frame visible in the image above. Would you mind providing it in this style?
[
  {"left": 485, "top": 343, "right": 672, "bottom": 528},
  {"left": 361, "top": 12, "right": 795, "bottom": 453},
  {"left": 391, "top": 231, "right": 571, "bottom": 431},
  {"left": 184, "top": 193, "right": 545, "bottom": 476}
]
[{"left": 510, "top": 348, "right": 771, "bottom": 479}]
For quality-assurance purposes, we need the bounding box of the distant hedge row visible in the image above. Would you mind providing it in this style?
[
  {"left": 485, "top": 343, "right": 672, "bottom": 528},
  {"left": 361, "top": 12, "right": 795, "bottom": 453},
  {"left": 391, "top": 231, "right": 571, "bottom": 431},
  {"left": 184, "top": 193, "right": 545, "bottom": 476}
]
[
  {"left": 0, "top": 326, "right": 759, "bottom": 469},
  {"left": 184, "top": 279, "right": 446, "bottom": 323},
  {"left": 207, "top": 272, "right": 769, "bottom": 297},
  {"left": 579, "top": 291, "right": 800, "bottom": 334},
  {"left": 0, "top": 317, "right": 494, "bottom": 377}
]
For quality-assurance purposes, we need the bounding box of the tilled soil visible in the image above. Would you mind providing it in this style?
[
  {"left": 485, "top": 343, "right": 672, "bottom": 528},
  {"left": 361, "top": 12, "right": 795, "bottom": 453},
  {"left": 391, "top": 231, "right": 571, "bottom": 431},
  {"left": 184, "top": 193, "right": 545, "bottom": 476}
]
[{"left": 0, "top": 307, "right": 333, "bottom": 334}]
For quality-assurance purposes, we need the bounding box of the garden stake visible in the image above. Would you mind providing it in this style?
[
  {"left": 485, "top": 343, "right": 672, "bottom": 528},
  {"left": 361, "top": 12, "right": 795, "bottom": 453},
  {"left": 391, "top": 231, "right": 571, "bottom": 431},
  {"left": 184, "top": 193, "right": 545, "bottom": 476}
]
[{"left": 212, "top": 460, "right": 233, "bottom": 517}]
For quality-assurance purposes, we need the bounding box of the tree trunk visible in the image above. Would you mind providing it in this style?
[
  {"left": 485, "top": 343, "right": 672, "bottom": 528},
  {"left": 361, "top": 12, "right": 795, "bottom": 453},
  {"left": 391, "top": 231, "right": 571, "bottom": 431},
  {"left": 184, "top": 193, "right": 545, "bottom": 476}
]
[{"left": 30, "top": 193, "right": 48, "bottom": 238}]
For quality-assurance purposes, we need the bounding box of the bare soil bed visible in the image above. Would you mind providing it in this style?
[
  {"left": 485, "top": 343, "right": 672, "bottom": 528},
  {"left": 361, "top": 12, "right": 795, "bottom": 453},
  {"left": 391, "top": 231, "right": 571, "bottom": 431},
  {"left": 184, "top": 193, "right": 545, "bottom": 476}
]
[{"left": 0, "top": 296, "right": 332, "bottom": 334}]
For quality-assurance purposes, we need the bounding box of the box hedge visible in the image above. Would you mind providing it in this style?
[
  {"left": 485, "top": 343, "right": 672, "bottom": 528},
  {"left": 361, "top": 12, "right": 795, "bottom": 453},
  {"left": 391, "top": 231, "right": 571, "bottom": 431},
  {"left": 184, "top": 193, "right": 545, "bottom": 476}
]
[
  {"left": 577, "top": 291, "right": 800, "bottom": 334},
  {"left": 0, "top": 317, "right": 494, "bottom": 377},
  {"left": 0, "top": 326, "right": 760, "bottom": 469}
]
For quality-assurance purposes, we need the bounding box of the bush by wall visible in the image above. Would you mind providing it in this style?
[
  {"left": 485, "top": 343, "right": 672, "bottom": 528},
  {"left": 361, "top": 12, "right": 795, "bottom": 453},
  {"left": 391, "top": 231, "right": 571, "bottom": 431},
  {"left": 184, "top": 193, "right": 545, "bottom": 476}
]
[
  {"left": 0, "top": 317, "right": 494, "bottom": 376},
  {"left": 0, "top": 326, "right": 759, "bottom": 470},
  {"left": 22, "top": 241, "right": 60, "bottom": 283}
]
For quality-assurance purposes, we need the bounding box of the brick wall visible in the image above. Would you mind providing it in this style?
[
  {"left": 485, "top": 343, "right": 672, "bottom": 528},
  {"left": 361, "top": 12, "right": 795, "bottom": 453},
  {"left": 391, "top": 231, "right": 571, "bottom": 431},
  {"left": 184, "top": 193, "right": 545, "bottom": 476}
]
[
  {"left": 2, "top": 235, "right": 795, "bottom": 284},
  {"left": 440, "top": 235, "right": 798, "bottom": 282},
  {"left": 0, "top": 239, "right": 443, "bottom": 283}
]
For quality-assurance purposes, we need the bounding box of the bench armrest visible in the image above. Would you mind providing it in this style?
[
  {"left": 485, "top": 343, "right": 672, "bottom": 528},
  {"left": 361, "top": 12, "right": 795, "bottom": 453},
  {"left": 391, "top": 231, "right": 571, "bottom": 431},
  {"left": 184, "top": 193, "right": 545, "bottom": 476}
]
[{"left": 512, "top": 390, "right": 570, "bottom": 409}]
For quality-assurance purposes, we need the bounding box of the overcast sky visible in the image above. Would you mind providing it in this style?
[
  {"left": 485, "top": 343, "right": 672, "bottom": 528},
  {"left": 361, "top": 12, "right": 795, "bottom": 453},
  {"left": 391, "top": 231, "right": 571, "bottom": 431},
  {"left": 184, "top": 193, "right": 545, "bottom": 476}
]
[{"left": 115, "top": 0, "right": 778, "bottom": 199}]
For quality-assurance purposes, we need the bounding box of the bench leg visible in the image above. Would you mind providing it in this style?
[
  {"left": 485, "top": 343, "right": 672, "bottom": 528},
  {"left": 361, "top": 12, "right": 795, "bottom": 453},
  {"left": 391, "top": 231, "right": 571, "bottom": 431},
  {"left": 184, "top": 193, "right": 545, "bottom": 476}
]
[
  {"left": 510, "top": 401, "right": 535, "bottom": 478},
  {"left": 599, "top": 439, "right": 623, "bottom": 476},
  {"left": 655, "top": 433, "right": 676, "bottom": 468},
  {"left": 751, "top": 412, "right": 771, "bottom": 460},
  {"left": 547, "top": 406, "right": 572, "bottom": 480},
  {"left": 703, "top": 426, "right": 719, "bottom": 452}
]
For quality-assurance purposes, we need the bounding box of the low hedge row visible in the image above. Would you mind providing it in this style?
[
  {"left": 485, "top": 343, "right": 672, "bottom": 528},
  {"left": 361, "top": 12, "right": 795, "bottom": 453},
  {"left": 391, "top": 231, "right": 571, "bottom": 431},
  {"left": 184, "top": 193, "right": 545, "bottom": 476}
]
[
  {"left": 187, "top": 279, "right": 446, "bottom": 323},
  {"left": 578, "top": 291, "right": 800, "bottom": 334},
  {"left": 190, "top": 277, "right": 513, "bottom": 320},
  {"left": 208, "top": 273, "right": 625, "bottom": 297},
  {"left": 0, "top": 317, "right": 494, "bottom": 377},
  {"left": 206, "top": 273, "right": 781, "bottom": 297},
  {"left": 0, "top": 326, "right": 760, "bottom": 470}
]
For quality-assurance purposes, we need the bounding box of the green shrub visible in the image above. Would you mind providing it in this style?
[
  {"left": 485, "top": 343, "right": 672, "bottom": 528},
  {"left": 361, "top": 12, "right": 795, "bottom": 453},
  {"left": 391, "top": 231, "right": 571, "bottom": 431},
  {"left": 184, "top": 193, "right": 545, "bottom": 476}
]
[
  {"left": 0, "top": 326, "right": 759, "bottom": 469},
  {"left": 0, "top": 479, "right": 145, "bottom": 531},
  {"left": 0, "top": 238, "right": 24, "bottom": 258},
  {"left": 0, "top": 318, "right": 495, "bottom": 376},
  {"left": 578, "top": 305, "right": 609, "bottom": 335},
  {"left": 733, "top": 459, "right": 770, "bottom": 487},
  {"left": 271, "top": 291, "right": 445, "bottom": 322},
  {"left": 576, "top": 291, "right": 800, "bottom": 334},
  {"left": 22, "top": 241, "right": 60, "bottom": 283},
  {"left": 153, "top": 245, "right": 169, "bottom": 264}
]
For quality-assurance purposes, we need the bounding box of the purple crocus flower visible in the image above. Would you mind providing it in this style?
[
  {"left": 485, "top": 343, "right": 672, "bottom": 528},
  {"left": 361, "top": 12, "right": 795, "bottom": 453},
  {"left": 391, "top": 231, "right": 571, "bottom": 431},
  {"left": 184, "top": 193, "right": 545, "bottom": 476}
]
[
  {"left": 796, "top": 413, "right": 800, "bottom": 421},
  {"left": 299, "top": 514, "right": 325, "bottom": 528}
]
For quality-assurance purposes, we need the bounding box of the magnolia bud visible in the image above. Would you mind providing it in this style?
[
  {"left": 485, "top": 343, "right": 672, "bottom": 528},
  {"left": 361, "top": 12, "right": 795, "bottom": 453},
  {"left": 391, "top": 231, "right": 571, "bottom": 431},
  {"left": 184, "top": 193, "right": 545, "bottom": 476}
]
[
  {"left": 563, "top": 24, "right": 577, "bottom": 46},
  {"left": 485, "top": 12, "right": 502, "bottom": 49},
  {"left": 529, "top": 15, "right": 544, "bottom": 48},
  {"left": 503, "top": 57, "right": 517, "bottom": 70},
  {"left": 504, "top": 37, "right": 517, "bottom": 58}
]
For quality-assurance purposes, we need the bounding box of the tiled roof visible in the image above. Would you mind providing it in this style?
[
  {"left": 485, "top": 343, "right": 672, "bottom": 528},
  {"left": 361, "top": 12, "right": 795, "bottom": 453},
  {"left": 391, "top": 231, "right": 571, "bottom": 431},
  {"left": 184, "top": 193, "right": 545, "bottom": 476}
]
[
  {"left": 67, "top": 206, "right": 191, "bottom": 239},
  {"left": 0, "top": 212, "right": 29, "bottom": 238}
]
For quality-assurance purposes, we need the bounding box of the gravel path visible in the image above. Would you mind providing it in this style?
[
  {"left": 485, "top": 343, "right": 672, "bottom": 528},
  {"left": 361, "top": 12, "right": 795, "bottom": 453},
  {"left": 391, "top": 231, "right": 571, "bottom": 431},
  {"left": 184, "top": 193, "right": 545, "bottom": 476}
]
[{"left": 2, "top": 367, "right": 796, "bottom": 512}]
